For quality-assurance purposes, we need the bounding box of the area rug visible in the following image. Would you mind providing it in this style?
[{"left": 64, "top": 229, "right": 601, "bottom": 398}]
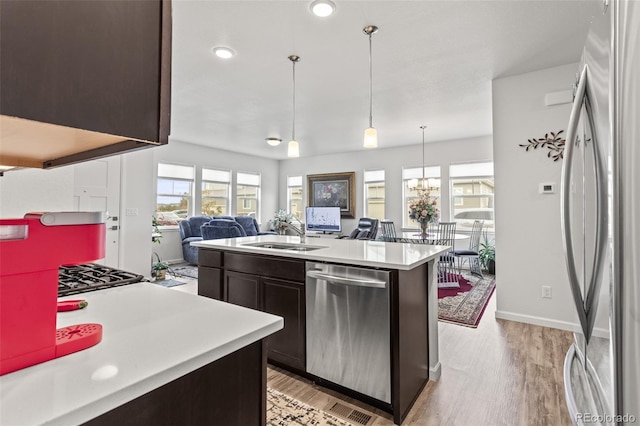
[
  {"left": 152, "top": 279, "right": 186, "bottom": 288},
  {"left": 267, "top": 387, "right": 353, "bottom": 426},
  {"left": 172, "top": 264, "right": 198, "bottom": 279},
  {"left": 438, "top": 274, "right": 495, "bottom": 328}
]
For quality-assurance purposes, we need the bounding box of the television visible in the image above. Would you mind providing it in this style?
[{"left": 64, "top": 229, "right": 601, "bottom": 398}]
[{"left": 305, "top": 206, "right": 342, "bottom": 233}]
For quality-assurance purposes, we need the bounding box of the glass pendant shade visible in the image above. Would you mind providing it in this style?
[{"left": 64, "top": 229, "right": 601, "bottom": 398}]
[
  {"left": 364, "top": 127, "right": 378, "bottom": 148},
  {"left": 288, "top": 140, "right": 299, "bottom": 157}
]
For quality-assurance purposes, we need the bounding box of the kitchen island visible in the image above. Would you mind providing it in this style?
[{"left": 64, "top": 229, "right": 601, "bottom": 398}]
[
  {"left": 0, "top": 283, "right": 283, "bottom": 425},
  {"left": 193, "top": 235, "right": 449, "bottom": 424}
]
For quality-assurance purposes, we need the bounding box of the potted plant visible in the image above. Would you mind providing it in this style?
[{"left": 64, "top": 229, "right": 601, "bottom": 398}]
[
  {"left": 271, "top": 209, "right": 294, "bottom": 235},
  {"left": 478, "top": 232, "right": 495, "bottom": 274},
  {"left": 152, "top": 215, "right": 163, "bottom": 244},
  {"left": 151, "top": 252, "right": 170, "bottom": 281}
]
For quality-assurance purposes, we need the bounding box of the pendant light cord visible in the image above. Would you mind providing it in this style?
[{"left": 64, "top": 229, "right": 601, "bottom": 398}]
[
  {"left": 292, "top": 60, "right": 296, "bottom": 141},
  {"left": 368, "top": 32, "right": 373, "bottom": 128},
  {"left": 421, "top": 125, "right": 426, "bottom": 187}
]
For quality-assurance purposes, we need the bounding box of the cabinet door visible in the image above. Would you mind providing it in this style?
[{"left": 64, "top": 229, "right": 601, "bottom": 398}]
[
  {"left": 263, "top": 277, "right": 305, "bottom": 371},
  {"left": 224, "top": 271, "right": 261, "bottom": 310},
  {"left": 1, "top": 0, "right": 169, "bottom": 142},
  {"left": 198, "top": 267, "right": 222, "bottom": 300}
]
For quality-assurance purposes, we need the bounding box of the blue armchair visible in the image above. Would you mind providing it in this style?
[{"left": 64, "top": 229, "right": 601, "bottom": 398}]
[
  {"left": 178, "top": 215, "right": 213, "bottom": 264},
  {"left": 211, "top": 215, "right": 276, "bottom": 236},
  {"left": 201, "top": 219, "right": 246, "bottom": 240}
]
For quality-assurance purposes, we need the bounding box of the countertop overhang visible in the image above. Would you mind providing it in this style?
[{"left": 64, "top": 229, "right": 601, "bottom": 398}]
[
  {"left": 192, "top": 235, "right": 450, "bottom": 270},
  {"left": 0, "top": 283, "right": 283, "bottom": 425}
]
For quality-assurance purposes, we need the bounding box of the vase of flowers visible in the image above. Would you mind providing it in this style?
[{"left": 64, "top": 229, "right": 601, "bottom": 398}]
[
  {"left": 272, "top": 209, "right": 294, "bottom": 235},
  {"left": 408, "top": 189, "right": 439, "bottom": 237}
]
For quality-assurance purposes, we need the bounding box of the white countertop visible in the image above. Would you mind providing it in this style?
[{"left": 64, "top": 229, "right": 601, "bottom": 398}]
[
  {"left": 0, "top": 284, "right": 283, "bottom": 426},
  {"left": 193, "top": 235, "right": 450, "bottom": 270}
]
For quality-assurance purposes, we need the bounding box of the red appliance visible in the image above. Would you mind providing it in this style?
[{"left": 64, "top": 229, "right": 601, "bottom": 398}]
[{"left": 0, "top": 212, "right": 106, "bottom": 375}]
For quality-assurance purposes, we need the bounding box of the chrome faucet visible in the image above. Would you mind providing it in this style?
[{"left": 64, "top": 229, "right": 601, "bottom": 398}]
[{"left": 282, "top": 221, "right": 306, "bottom": 243}]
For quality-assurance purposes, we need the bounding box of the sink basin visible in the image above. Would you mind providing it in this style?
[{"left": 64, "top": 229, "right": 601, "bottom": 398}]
[{"left": 241, "top": 242, "right": 327, "bottom": 252}]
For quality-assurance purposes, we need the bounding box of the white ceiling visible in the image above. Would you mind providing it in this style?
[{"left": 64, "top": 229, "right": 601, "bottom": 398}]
[{"left": 170, "top": 0, "right": 598, "bottom": 159}]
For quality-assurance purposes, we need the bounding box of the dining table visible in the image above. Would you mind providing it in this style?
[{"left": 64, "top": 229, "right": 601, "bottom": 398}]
[
  {"left": 396, "top": 231, "right": 470, "bottom": 289},
  {"left": 398, "top": 231, "right": 470, "bottom": 244}
]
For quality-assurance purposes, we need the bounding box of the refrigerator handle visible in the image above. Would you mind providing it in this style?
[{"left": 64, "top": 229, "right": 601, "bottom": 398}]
[
  {"left": 561, "top": 64, "right": 590, "bottom": 340},
  {"left": 582, "top": 77, "right": 609, "bottom": 344}
]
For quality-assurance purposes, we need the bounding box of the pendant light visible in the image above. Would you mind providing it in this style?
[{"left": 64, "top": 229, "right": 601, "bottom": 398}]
[
  {"left": 363, "top": 25, "right": 379, "bottom": 148},
  {"left": 419, "top": 125, "right": 427, "bottom": 190},
  {"left": 288, "top": 55, "right": 301, "bottom": 158},
  {"left": 409, "top": 125, "right": 428, "bottom": 190}
]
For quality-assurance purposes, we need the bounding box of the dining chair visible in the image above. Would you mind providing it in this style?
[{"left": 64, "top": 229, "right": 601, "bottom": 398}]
[
  {"left": 453, "top": 220, "right": 484, "bottom": 277},
  {"left": 434, "top": 222, "right": 458, "bottom": 288},
  {"left": 380, "top": 219, "right": 397, "bottom": 242}
]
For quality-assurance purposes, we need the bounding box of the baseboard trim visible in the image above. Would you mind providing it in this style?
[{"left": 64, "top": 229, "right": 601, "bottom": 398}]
[
  {"left": 429, "top": 362, "right": 441, "bottom": 381},
  {"left": 494, "top": 310, "right": 609, "bottom": 338}
]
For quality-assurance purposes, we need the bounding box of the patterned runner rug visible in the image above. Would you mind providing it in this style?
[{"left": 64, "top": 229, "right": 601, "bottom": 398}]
[
  {"left": 172, "top": 264, "right": 198, "bottom": 279},
  {"left": 438, "top": 273, "right": 496, "bottom": 328},
  {"left": 151, "top": 279, "right": 186, "bottom": 288},
  {"left": 267, "top": 388, "right": 353, "bottom": 426}
]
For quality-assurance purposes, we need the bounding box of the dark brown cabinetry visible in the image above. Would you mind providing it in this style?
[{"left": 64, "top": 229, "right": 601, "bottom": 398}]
[
  {"left": 198, "top": 249, "right": 306, "bottom": 371},
  {"left": 0, "top": 0, "right": 171, "bottom": 169},
  {"left": 263, "top": 277, "right": 305, "bottom": 371},
  {"left": 224, "top": 271, "right": 262, "bottom": 311},
  {"left": 198, "top": 249, "right": 222, "bottom": 300},
  {"left": 198, "top": 266, "right": 223, "bottom": 300}
]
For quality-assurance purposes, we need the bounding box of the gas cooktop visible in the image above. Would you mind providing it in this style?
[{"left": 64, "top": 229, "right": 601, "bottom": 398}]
[{"left": 58, "top": 263, "right": 145, "bottom": 297}]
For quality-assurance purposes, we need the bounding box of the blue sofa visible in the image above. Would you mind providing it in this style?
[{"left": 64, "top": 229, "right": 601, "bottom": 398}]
[
  {"left": 212, "top": 215, "right": 276, "bottom": 237},
  {"left": 179, "top": 215, "right": 276, "bottom": 264}
]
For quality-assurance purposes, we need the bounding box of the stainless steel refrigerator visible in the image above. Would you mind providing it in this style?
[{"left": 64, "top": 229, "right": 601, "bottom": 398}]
[{"left": 561, "top": 1, "right": 639, "bottom": 424}]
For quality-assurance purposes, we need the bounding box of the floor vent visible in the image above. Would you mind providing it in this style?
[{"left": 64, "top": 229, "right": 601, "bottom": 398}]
[{"left": 327, "top": 402, "right": 373, "bottom": 425}]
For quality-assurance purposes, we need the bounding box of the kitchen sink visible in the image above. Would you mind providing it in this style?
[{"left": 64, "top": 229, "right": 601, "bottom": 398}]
[{"left": 241, "top": 242, "right": 327, "bottom": 252}]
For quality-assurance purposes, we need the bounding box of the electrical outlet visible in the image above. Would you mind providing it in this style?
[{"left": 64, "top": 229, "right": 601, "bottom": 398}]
[
  {"left": 542, "top": 286, "right": 552, "bottom": 299},
  {"left": 125, "top": 208, "right": 139, "bottom": 217}
]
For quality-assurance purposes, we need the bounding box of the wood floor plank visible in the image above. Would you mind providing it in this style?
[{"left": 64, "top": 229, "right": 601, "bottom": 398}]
[{"left": 268, "top": 291, "right": 575, "bottom": 425}]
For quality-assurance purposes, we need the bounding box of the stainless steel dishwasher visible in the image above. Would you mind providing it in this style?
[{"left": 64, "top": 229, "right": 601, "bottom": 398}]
[{"left": 306, "top": 262, "right": 391, "bottom": 403}]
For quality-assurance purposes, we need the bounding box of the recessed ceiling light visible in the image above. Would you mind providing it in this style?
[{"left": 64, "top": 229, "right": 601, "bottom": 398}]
[
  {"left": 310, "top": 0, "right": 335, "bottom": 17},
  {"left": 212, "top": 46, "right": 235, "bottom": 59},
  {"left": 266, "top": 138, "right": 282, "bottom": 146}
]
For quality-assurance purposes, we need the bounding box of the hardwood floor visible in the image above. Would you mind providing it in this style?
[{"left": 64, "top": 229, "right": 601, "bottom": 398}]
[{"left": 267, "top": 293, "right": 575, "bottom": 426}]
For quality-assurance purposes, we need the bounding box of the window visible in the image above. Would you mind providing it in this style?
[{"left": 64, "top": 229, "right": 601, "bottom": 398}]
[
  {"left": 364, "top": 169, "right": 385, "bottom": 220},
  {"left": 202, "top": 168, "right": 230, "bottom": 216},
  {"left": 236, "top": 171, "right": 260, "bottom": 219},
  {"left": 287, "top": 176, "right": 303, "bottom": 219},
  {"left": 450, "top": 162, "right": 494, "bottom": 231},
  {"left": 402, "top": 166, "right": 441, "bottom": 228},
  {"left": 156, "top": 163, "right": 194, "bottom": 226}
]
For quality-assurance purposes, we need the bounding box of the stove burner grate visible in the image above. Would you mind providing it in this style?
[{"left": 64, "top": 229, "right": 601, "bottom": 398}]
[{"left": 58, "top": 263, "right": 145, "bottom": 296}]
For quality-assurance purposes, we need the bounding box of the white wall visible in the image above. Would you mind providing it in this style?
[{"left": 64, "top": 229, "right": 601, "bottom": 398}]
[
  {"left": 0, "top": 167, "right": 75, "bottom": 216},
  {"left": 278, "top": 136, "right": 493, "bottom": 240},
  {"left": 493, "top": 63, "right": 584, "bottom": 332}
]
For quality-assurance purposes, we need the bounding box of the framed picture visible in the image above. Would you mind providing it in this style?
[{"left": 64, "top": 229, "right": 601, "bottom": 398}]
[{"left": 307, "top": 172, "right": 355, "bottom": 218}]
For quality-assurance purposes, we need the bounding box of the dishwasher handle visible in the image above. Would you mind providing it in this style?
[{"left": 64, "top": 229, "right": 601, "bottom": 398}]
[{"left": 306, "top": 270, "right": 387, "bottom": 288}]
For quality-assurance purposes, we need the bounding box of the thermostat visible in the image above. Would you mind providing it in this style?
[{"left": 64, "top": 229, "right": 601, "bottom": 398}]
[{"left": 539, "top": 182, "right": 556, "bottom": 194}]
